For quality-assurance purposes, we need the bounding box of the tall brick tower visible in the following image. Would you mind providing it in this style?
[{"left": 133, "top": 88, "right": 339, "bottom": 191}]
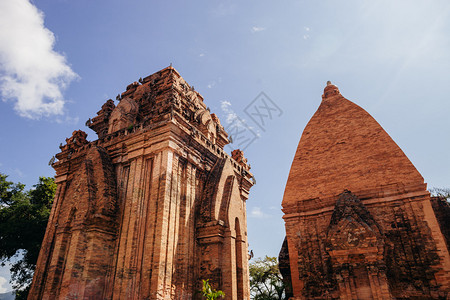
[
  {"left": 281, "top": 82, "right": 450, "bottom": 299},
  {"left": 29, "top": 67, "right": 254, "bottom": 299}
]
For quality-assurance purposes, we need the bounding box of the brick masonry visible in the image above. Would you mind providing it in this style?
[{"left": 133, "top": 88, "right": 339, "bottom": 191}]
[
  {"left": 281, "top": 82, "right": 450, "bottom": 299},
  {"left": 29, "top": 67, "right": 254, "bottom": 299}
]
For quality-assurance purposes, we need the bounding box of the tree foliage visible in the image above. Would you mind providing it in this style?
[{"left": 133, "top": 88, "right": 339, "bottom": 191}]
[
  {"left": 249, "top": 256, "right": 287, "bottom": 300},
  {"left": 0, "top": 173, "right": 56, "bottom": 299},
  {"left": 429, "top": 187, "right": 450, "bottom": 201},
  {"left": 201, "top": 279, "right": 225, "bottom": 300}
]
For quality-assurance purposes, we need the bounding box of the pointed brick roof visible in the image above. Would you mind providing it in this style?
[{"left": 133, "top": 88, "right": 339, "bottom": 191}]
[{"left": 282, "top": 83, "right": 424, "bottom": 207}]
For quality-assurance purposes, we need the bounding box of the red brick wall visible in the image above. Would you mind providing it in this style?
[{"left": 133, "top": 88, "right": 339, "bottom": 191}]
[
  {"left": 282, "top": 84, "right": 450, "bottom": 299},
  {"left": 29, "top": 67, "right": 254, "bottom": 299}
]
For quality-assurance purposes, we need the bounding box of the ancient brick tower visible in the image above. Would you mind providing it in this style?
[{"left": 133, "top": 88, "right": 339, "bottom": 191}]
[
  {"left": 280, "top": 82, "right": 450, "bottom": 299},
  {"left": 29, "top": 66, "right": 254, "bottom": 299}
]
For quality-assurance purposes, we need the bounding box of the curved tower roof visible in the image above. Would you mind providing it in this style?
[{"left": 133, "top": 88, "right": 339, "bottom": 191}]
[{"left": 282, "top": 82, "right": 424, "bottom": 208}]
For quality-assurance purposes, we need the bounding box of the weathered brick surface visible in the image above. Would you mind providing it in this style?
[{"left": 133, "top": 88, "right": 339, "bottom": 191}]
[
  {"left": 431, "top": 196, "right": 450, "bottom": 251},
  {"left": 282, "top": 83, "right": 424, "bottom": 208},
  {"left": 282, "top": 83, "right": 450, "bottom": 299},
  {"left": 279, "top": 237, "right": 293, "bottom": 298},
  {"left": 29, "top": 67, "right": 254, "bottom": 299}
]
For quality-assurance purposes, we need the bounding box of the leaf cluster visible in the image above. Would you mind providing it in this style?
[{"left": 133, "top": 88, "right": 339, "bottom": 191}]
[
  {"left": 249, "top": 256, "right": 287, "bottom": 300},
  {"left": 0, "top": 173, "right": 56, "bottom": 298},
  {"left": 201, "top": 279, "right": 225, "bottom": 300}
]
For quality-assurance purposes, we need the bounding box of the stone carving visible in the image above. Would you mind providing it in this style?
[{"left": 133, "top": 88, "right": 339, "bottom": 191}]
[
  {"left": 88, "top": 99, "right": 116, "bottom": 139},
  {"left": 107, "top": 97, "right": 138, "bottom": 134},
  {"left": 59, "top": 130, "right": 89, "bottom": 152},
  {"left": 231, "top": 149, "right": 250, "bottom": 171},
  {"left": 327, "top": 191, "right": 383, "bottom": 251},
  {"left": 326, "top": 191, "right": 390, "bottom": 300}
]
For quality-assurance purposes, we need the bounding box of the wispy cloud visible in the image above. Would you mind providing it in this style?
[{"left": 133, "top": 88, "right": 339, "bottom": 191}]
[
  {"left": 221, "top": 100, "right": 260, "bottom": 150},
  {"left": 221, "top": 100, "right": 260, "bottom": 136},
  {"left": 251, "top": 26, "right": 266, "bottom": 33},
  {"left": 210, "top": 2, "right": 237, "bottom": 17},
  {"left": 55, "top": 115, "right": 79, "bottom": 125},
  {"left": 207, "top": 77, "right": 221, "bottom": 89},
  {"left": 249, "top": 206, "right": 269, "bottom": 218},
  {"left": 0, "top": 0, "right": 79, "bottom": 119},
  {"left": 303, "top": 26, "right": 310, "bottom": 40},
  {"left": 220, "top": 100, "right": 239, "bottom": 124}
]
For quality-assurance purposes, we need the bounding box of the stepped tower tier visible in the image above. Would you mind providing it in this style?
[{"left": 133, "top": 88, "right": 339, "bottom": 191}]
[{"left": 29, "top": 66, "right": 254, "bottom": 300}]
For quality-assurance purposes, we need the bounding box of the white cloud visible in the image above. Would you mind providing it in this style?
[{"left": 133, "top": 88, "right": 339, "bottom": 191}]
[
  {"left": 249, "top": 207, "right": 267, "bottom": 218},
  {"left": 0, "top": 276, "right": 8, "bottom": 293},
  {"left": 220, "top": 100, "right": 261, "bottom": 140},
  {"left": 0, "top": 0, "right": 78, "bottom": 119},
  {"left": 220, "top": 100, "right": 238, "bottom": 124},
  {"left": 199, "top": 53, "right": 205, "bottom": 57},
  {"left": 251, "top": 26, "right": 266, "bottom": 33}
]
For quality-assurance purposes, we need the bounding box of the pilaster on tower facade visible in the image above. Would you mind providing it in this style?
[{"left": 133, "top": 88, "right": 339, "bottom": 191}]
[
  {"left": 29, "top": 66, "right": 254, "bottom": 300},
  {"left": 281, "top": 82, "right": 450, "bottom": 299}
]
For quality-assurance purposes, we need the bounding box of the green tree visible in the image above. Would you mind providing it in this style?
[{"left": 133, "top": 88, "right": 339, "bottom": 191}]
[
  {"left": 249, "top": 256, "right": 287, "bottom": 300},
  {"left": 0, "top": 173, "right": 56, "bottom": 299},
  {"left": 201, "top": 279, "right": 225, "bottom": 300}
]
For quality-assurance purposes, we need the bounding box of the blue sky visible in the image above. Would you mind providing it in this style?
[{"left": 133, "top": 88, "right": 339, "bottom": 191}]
[{"left": 1, "top": 0, "right": 450, "bottom": 292}]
